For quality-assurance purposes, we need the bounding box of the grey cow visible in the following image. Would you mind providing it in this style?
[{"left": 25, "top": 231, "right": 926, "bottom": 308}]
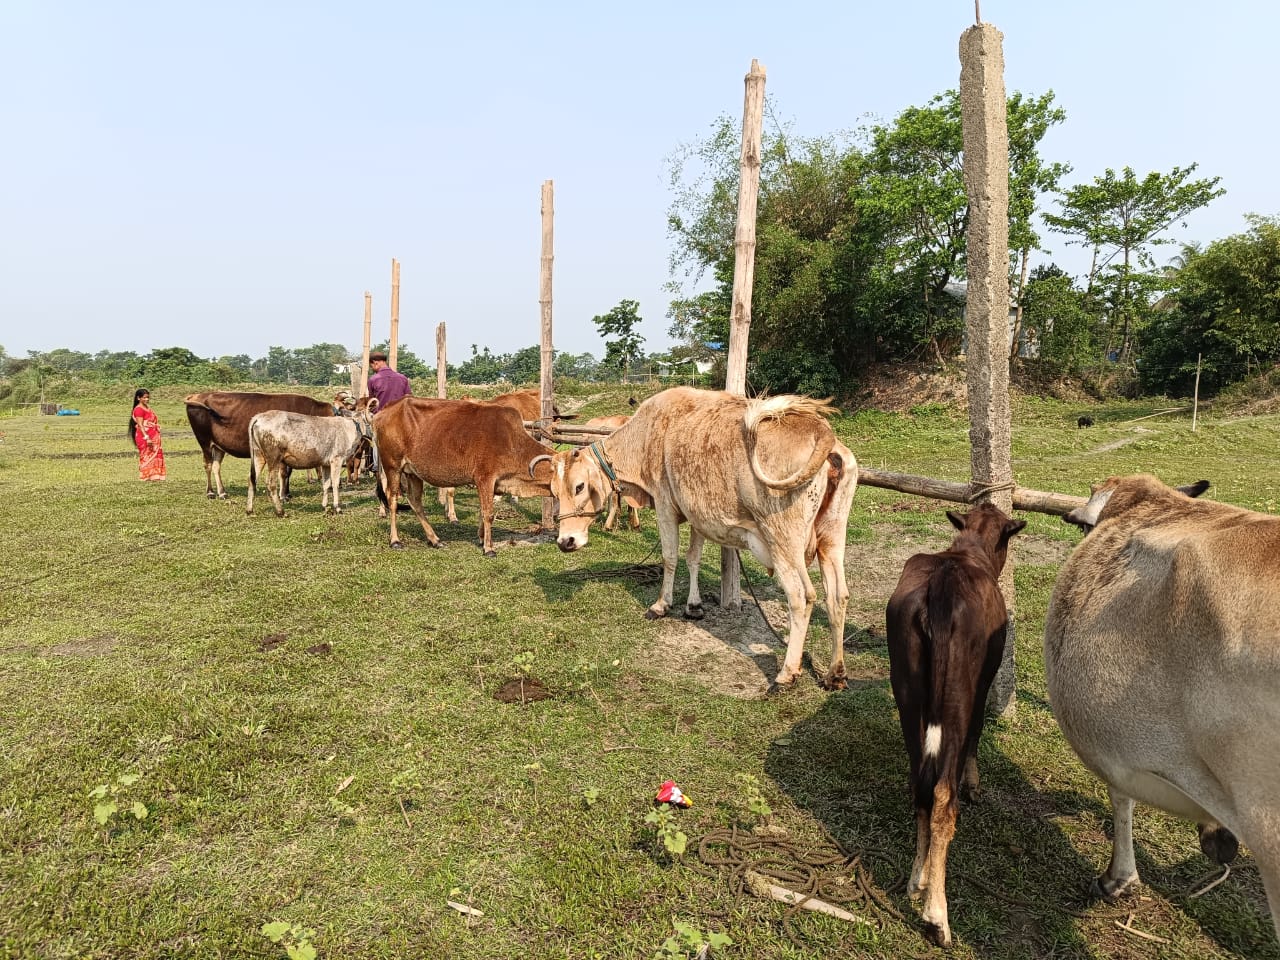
[{"left": 247, "top": 398, "right": 378, "bottom": 517}]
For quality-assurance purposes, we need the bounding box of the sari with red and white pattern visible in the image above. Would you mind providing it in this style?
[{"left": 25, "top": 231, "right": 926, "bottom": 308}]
[{"left": 133, "top": 404, "right": 166, "bottom": 481}]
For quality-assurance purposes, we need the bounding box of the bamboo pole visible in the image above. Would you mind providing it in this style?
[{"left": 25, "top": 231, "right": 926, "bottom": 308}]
[
  {"left": 539, "top": 180, "right": 556, "bottom": 531},
  {"left": 960, "top": 21, "right": 1016, "bottom": 715},
  {"left": 1192, "top": 353, "right": 1202, "bottom": 431},
  {"left": 436, "top": 323, "right": 448, "bottom": 398},
  {"left": 389, "top": 258, "right": 401, "bottom": 370},
  {"left": 721, "top": 58, "right": 766, "bottom": 612},
  {"left": 360, "top": 291, "right": 372, "bottom": 396}
]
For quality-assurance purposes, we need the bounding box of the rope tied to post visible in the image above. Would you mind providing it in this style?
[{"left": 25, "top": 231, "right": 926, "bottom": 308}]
[{"left": 967, "top": 479, "right": 1017, "bottom": 503}]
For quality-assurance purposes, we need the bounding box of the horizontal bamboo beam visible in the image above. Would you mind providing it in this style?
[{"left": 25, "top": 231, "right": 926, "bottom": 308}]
[{"left": 857, "top": 466, "right": 1087, "bottom": 517}]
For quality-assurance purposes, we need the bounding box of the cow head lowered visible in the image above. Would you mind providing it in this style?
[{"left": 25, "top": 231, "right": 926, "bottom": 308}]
[
  {"left": 536, "top": 445, "right": 616, "bottom": 552},
  {"left": 1063, "top": 476, "right": 1211, "bottom": 533}
]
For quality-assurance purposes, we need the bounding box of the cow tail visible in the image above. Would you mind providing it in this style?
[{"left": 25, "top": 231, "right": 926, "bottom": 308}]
[{"left": 919, "top": 569, "right": 957, "bottom": 798}]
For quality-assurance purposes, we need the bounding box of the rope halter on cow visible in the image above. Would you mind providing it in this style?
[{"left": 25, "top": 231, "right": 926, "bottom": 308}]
[{"left": 550, "top": 442, "right": 619, "bottom": 523}]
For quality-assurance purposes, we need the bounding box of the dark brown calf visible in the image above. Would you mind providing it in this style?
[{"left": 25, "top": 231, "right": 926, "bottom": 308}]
[
  {"left": 886, "top": 503, "right": 1026, "bottom": 948},
  {"left": 372, "top": 397, "right": 554, "bottom": 555}
]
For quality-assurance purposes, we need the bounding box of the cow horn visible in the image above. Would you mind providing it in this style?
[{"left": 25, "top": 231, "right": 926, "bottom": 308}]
[{"left": 528, "top": 454, "right": 553, "bottom": 478}]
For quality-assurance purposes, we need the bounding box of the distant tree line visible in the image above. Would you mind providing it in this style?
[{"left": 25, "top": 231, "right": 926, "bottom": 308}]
[{"left": 666, "top": 89, "right": 1276, "bottom": 399}]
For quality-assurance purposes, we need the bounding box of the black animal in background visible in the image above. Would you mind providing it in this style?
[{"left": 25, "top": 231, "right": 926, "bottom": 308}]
[{"left": 1077, "top": 415, "right": 1095, "bottom": 428}]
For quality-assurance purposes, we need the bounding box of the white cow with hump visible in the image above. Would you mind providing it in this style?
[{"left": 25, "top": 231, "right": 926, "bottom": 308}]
[{"left": 1045, "top": 473, "right": 1280, "bottom": 943}]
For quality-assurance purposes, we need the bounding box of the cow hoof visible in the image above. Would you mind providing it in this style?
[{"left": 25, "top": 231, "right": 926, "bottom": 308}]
[
  {"left": 644, "top": 608, "right": 666, "bottom": 621},
  {"left": 822, "top": 673, "right": 848, "bottom": 692},
  {"left": 207, "top": 492, "right": 216, "bottom": 500},
  {"left": 390, "top": 541, "right": 404, "bottom": 550},
  {"left": 684, "top": 604, "right": 705, "bottom": 621},
  {"left": 1091, "top": 872, "right": 1139, "bottom": 902},
  {"left": 765, "top": 680, "right": 795, "bottom": 698},
  {"left": 218, "top": 493, "right": 228, "bottom": 501},
  {"left": 1198, "top": 824, "right": 1239, "bottom": 864},
  {"left": 484, "top": 550, "right": 497, "bottom": 558},
  {"left": 922, "top": 921, "right": 951, "bottom": 949},
  {"left": 428, "top": 541, "right": 444, "bottom": 550}
]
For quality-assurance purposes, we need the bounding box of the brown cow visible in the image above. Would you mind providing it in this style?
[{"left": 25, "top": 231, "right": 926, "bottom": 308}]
[
  {"left": 1046, "top": 474, "right": 1280, "bottom": 943},
  {"left": 373, "top": 397, "right": 554, "bottom": 556},
  {"left": 184, "top": 391, "right": 335, "bottom": 499},
  {"left": 545, "top": 387, "right": 857, "bottom": 690},
  {"left": 581, "top": 415, "right": 642, "bottom": 531},
  {"left": 886, "top": 503, "right": 1026, "bottom": 948},
  {"left": 437, "top": 389, "right": 564, "bottom": 522}
]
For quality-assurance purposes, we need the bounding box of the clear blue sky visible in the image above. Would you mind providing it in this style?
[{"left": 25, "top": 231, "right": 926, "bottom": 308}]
[{"left": 1, "top": 1, "right": 1274, "bottom": 364}]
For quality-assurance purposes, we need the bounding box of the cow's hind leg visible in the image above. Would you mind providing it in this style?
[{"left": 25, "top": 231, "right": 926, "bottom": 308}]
[
  {"left": 771, "top": 555, "right": 817, "bottom": 687},
  {"left": 683, "top": 530, "right": 705, "bottom": 619},
  {"left": 405, "top": 475, "right": 442, "bottom": 548},
  {"left": 268, "top": 464, "right": 286, "bottom": 518},
  {"left": 1095, "top": 789, "right": 1141, "bottom": 900},
  {"left": 815, "top": 537, "right": 849, "bottom": 690},
  {"left": 919, "top": 780, "right": 958, "bottom": 948},
  {"left": 211, "top": 449, "right": 229, "bottom": 499}
]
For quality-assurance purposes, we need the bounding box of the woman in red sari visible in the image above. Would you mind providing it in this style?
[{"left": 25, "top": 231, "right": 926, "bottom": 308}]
[{"left": 128, "top": 388, "right": 166, "bottom": 481}]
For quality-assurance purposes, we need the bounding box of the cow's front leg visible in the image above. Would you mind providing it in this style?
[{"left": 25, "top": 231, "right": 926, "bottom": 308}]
[
  {"left": 325, "top": 462, "right": 341, "bottom": 513},
  {"left": 477, "top": 480, "right": 498, "bottom": 556},
  {"left": 772, "top": 558, "right": 816, "bottom": 687},
  {"left": 645, "top": 506, "right": 681, "bottom": 620},
  {"left": 683, "top": 530, "right": 706, "bottom": 619},
  {"left": 385, "top": 469, "right": 404, "bottom": 547},
  {"left": 1094, "top": 788, "right": 1140, "bottom": 900}
]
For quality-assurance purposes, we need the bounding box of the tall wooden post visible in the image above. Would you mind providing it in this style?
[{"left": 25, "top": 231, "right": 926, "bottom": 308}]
[
  {"left": 539, "top": 180, "right": 556, "bottom": 531},
  {"left": 360, "top": 291, "right": 372, "bottom": 396},
  {"left": 389, "top": 258, "right": 401, "bottom": 370},
  {"left": 436, "top": 323, "right": 448, "bottom": 398},
  {"left": 960, "top": 21, "right": 1016, "bottom": 716},
  {"left": 721, "top": 58, "right": 766, "bottom": 611}
]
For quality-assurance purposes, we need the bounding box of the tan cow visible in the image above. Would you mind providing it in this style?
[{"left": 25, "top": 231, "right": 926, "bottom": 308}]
[
  {"left": 543, "top": 386, "right": 857, "bottom": 690},
  {"left": 581, "top": 415, "right": 642, "bottom": 531},
  {"left": 1045, "top": 474, "right": 1280, "bottom": 942}
]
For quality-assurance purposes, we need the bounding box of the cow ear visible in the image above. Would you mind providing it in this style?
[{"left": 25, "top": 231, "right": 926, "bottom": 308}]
[
  {"left": 1178, "top": 479, "right": 1210, "bottom": 499},
  {"left": 946, "top": 510, "right": 965, "bottom": 530},
  {"left": 367, "top": 397, "right": 379, "bottom": 414},
  {"left": 1004, "top": 518, "right": 1028, "bottom": 540}
]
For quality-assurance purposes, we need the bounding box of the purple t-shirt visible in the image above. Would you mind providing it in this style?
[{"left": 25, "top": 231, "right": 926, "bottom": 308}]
[{"left": 368, "top": 367, "right": 412, "bottom": 409}]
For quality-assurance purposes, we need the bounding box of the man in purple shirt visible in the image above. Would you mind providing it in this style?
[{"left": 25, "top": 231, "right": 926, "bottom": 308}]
[{"left": 367, "top": 350, "right": 412, "bottom": 409}]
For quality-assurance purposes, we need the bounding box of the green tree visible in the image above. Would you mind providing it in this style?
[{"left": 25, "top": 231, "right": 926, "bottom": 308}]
[
  {"left": 293, "top": 343, "right": 351, "bottom": 386},
  {"left": 456, "top": 345, "right": 507, "bottom": 384},
  {"left": 1043, "top": 165, "right": 1225, "bottom": 361},
  {"left": 553, "top": 351, "right": 600, "bottom": 380},
  {"left": 1020, "top": 264, "right": 1095, "bottom": 374},
  {"left": 1141, "top": 215, "right": 1280, "bottom": 395},
  {"left": 666, "top": 90, "right": 1069, "bottom": 394},
  {"left": 501, "top": 345, "right": 544, "bottom": 384},
  {"left": 592, "top": 300, "right": 645, "bottom": 378}
]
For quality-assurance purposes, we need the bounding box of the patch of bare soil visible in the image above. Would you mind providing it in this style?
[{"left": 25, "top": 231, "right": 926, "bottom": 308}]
[
  {"left": 46, "top": 635, "right": 117, "bottom": 656},
  {"left": 306, "top": 642, "right": 332, "bottom": 656},
  {"left": 855, "top": 364, "right": 967, "bottom": 413},
  {"left": 493, "top": 676, "right": 552, "bottom": 703},
  {"left": 257, "top": 633, "right": 287, "bottom": 652},
  {"left": 648, "top": 602, "right": 786, "bottom": 700}
]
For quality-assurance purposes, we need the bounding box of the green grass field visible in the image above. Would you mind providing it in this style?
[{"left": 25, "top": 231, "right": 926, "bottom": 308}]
[{"left": 1, "top": 384, "right": 1277, "bottom": 959}]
